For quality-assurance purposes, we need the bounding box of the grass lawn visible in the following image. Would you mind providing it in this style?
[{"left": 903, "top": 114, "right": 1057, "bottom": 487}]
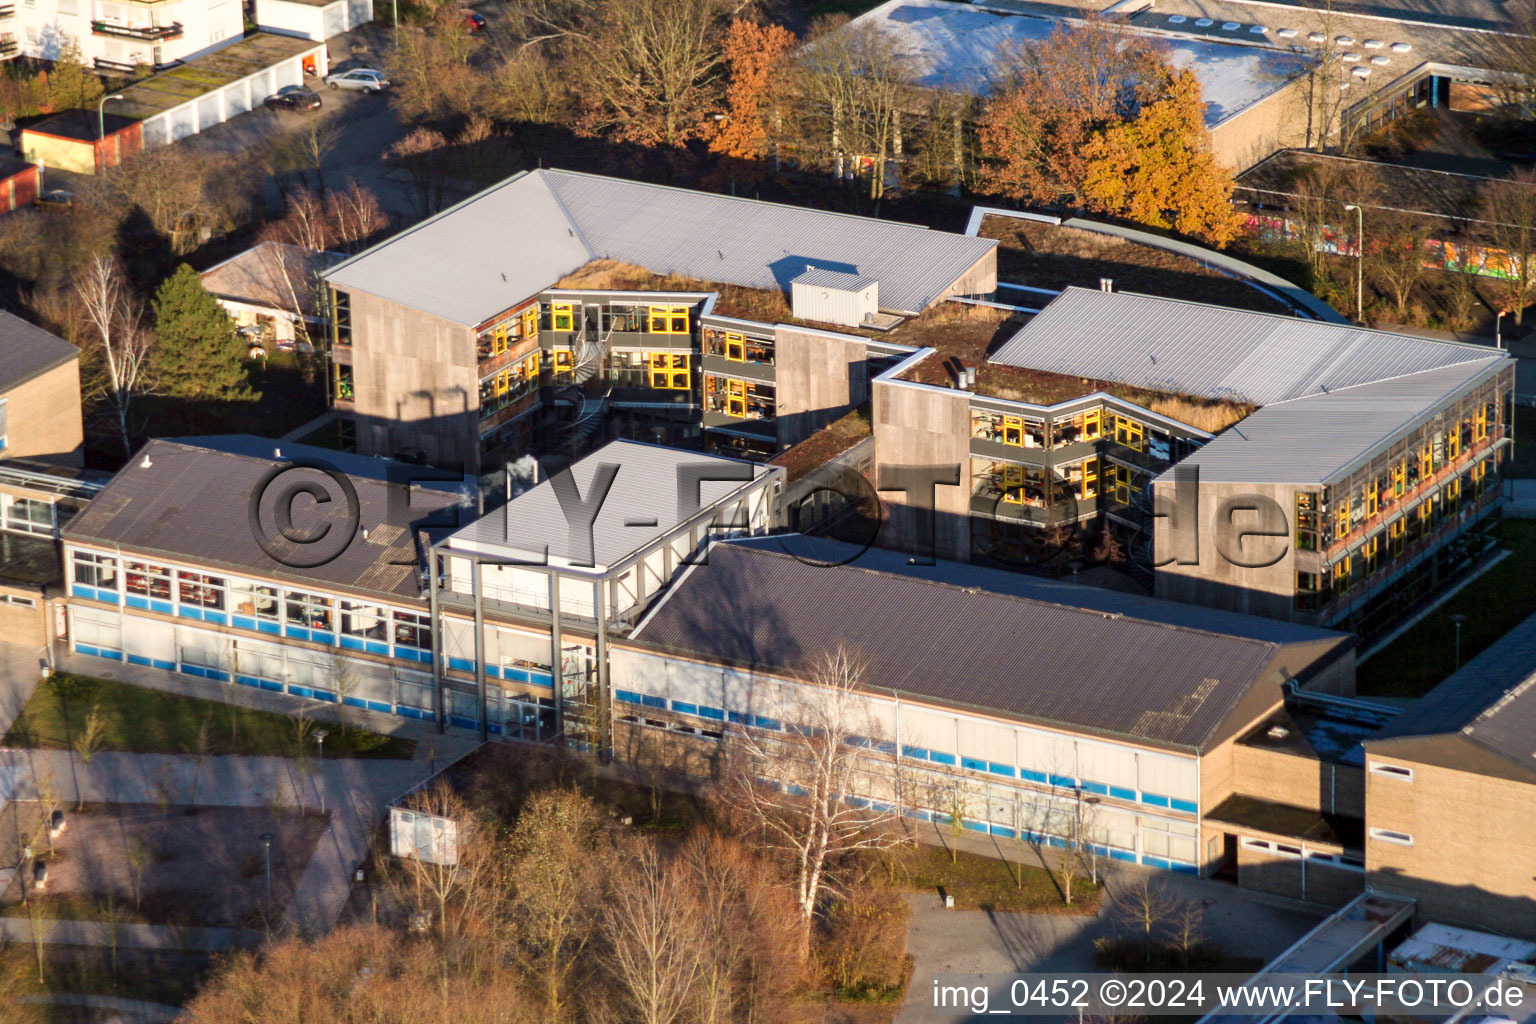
[
  {"left": 892, "top": 843, "right": 1102, "bottom": 915},
  {"left": 4, "top": 674, "right": 415, "bottom": 759},
  {"left": 1357, "top": 519, "right": 1536, "bottom": 697}
]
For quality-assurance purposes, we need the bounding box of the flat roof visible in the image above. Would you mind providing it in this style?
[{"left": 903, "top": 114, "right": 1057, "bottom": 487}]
[
  {"left": 1368, "top": 611, "right": 1536, "bottom": 777},
  {"left": 442, "top": 441, "right": 775, "bottom": 573},
  {"left": 0, "top": 311, "right": 78, "bottom": 393},
  {"left": 109, "top": 33, "right": 321, "bottom": 119},
  {"left": 631, "top": 539, "right": 1346, "bottom": 752},
  {"left": 840, "top": 0, "right": 1312, "bottom": 128},
  {"left": 325, "top": 168, "right": 997, "bottom": 327},
  {"left": 64, "top": 439, "right": 467, "bottom": 601}
]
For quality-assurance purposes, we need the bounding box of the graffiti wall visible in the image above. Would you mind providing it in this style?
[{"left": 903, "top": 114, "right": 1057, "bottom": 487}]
[{"left": 1242, "top": 214, "right": 1523, "bottom": 279}]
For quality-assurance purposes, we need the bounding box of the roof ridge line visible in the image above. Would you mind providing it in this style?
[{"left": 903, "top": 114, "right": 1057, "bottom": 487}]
[{"left": 1261, "top": 353, "right": 1506, "bottom": 407}]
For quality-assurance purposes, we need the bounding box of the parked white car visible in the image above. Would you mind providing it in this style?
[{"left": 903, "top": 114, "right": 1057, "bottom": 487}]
[{"left": 323, "top": 68, "right": 390, "bottom": 93}]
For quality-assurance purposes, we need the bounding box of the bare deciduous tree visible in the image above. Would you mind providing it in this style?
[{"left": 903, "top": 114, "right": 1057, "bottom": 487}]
[
  {"left": 599, "top": 838, "right": 704, "bottom": 1024},
  {"left": 75, "top": 256, "right": 154, "bottom": 460},
  {"left": 1478, "top": 168, "right": 1536, "bottom": 324},
  {"left": 793, "top": 19, "right": 912, "bottom": 200},
  {"left": 723, "top": 647, "right": 902, "bottom": 957},
  {"left": 390, "top": 780, "right": 496, "bottom": 943}
]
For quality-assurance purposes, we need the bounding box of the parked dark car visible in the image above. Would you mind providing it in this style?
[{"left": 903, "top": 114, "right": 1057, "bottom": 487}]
[
  {"left": 462, "top": 9, "right": 486, "bottom": 31},
  {"left": 264, "top": 85, "right": 323, "bottom": 112},
  {"left": 34, "top": 190, "right": 74, "bottom": 210}
]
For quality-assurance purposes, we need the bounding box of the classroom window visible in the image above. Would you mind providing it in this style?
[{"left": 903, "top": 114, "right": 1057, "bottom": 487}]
[
  {"left": 1083, "top": 410, "right": 1102, "bottom": 439},
  {"left": 1362, "top": 534, "right": 1380, "bottom": 574},
  {"left": 1080, "top": 458, "right": 1098, "bottom": 500},
  {"left": 4, "top": 497, "right": 52, "bottom": 535},
  {"left": 1419, "top": 442, "right": 1433, "bottom": 478},
  {"left": 726, "top": 379, "right": 746, "bottom": 418},
  {"left": 1474, "top": 406, "right": 1489, "bottom": 442},
  {"left": 231, "top": 581, "right": 280, "bottom": 622},
  {"left": 340, "top": 601, "right": 388, "bottom": 642},
  {"left": 1002, "top": 416, "right": 1023, "bottom": 446},
  {"left": 522, "top": 306, "right": 538, "bottom": 338},
  {"left": 1295, "top": 492, "right": 1318, "bottom": 551},
  {"left": 648, "top": 305, "right": 690, "bottom": 334},
  {"left": 1335, "top": 504, "right": 1349, "bottom": 539},
  {"left": 551, "top": 302, "right": 574, "bottom": 332},
  {"left": 394, "top": 610, "right": 432, "bottom": 650},
  {"left": 648, "top": 352, "right": 690, "bottom": 389},
  {"left": 73, "top": 551, "right": 118, "bottom": 590},
  {"left": 1388, "top": 516, "right": 1405, "bottom": 556},
  {"left": 285, "top": 591, "right": 334, "bottom": 632},
  {"left": 1332, "top": 555, "right": 1351, "bottom": 593},
  {"left": 1000, "top": 463, "right": 1025, "bottom": 504},
  {"left": 1392, "top": 462, "right": 1405, "bottom": 497},
  {"left": 553, "top": 350, "right": 574, "bottom": 372},
  {"left": 177, "top": 571, "right": 226, "bottom": 610},
  {"left": 1365, "top": 483, "right": 1378, "bottom": 518},
  {"left": 1113, "top": 415, "right": 1144, "bottom": 449},
  {"left": 725, "top": 332, "right": 745, "bottom": 361},
  {"left": 125, "top": 562, "right": 172, "bottom": 601},
  {"left": 1369, "top": 762, "right": 1414, "bottom": 781},
  {"left": 1446, "top": 427, "right": 1461, "bottom": 460}
]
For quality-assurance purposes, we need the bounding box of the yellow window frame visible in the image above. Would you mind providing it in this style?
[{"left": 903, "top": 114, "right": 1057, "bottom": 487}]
[
  {"left": 554, "top": 350, "right": 574, "bottom": 371},
  {"left": 648, "top": 352, "right": 690, "bottom": 389},
  {"left": 725, "top": 332, "right": 746, "bottom": 362},
  {"left": 522, "top": 307, "right": 538, "bottom": 338},
  {"left": 1475, "top": 406, "right": 1488, "bottom": 442},
  {"left": 1419, "top": 443, "right": 1433, "bottom": 478},
  {"left": 648, "top": 305, "right": 690, "bottom": 334},
  {"left": 551, "top": 302, "right": 574, "bottom": 332},
  {"left": 726, "top": 379, "right": 746, "bottom": 418},
  {"left": 1447, "top": 428, "right": 1461, "bottom": 460},
  {"left": 1333, "top": 556, "right": 1351, "bottom": 586},
  {"left": 1080, "top": 457, "right": 1098, "bottom": 499},
  {"left": 1447, "top": 477, "right": 1461, "bottom": 502},
  {"left": 1472, "top": 460, "right": 1487, "bottom": 483},
  {"left": 1002, "top": 416, "right": 1024, "bottom": 447},
  {"left": 522, "top": 353, "right": 540, "bottom": 379},
  {"left": 1335, "top": 505, "right": 1349, "bottom": 538},
  {"left": 1389, "top": 516, "right": 1405, "bottom": 554},
  {"left": 1112, "top": 465, "right": 1132, "bottom": 504},
  {"left": 1391, "top": 462, "right": 1405, "bottom": 497},
  {"left": 1114, "top": 415, "right": 1144, "bottom": 448},
  {"left": 494, "top": 370, "right": 510, "bottom": 396},
  {"left": 1000, "top": 464, "right": 1026, "bottom": 504},
  {"left": 491, "top": 325, "right": 509, "bottom": 355},
  {"left": 1365, "top": 485, "right": 1378, "bottom": 518},
  {"left": 1083, "top": 410, "right": 1102, "bottom": 440}
]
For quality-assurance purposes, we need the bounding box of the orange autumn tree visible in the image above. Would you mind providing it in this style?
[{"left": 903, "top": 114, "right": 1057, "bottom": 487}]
[
  {"left": 1079, "top": 67, "right": 1243, "bottom": 246},
  {"left": 709, "top": 19, "right": 796, "bottom": 163},
  {"left": 976, "top": 19, "right": 1165, "bottom": 206}
]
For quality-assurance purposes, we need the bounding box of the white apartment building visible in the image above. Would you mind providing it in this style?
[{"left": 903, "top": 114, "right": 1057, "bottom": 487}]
[{"left": 2, "top": 0, "right": 242, "bottom": 74}]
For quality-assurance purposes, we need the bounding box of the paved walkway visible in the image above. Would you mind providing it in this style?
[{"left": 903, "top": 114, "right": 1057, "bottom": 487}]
[
  {"left": 20, "top": 993, "right": 183, "bottom": 1023},
  {"left": 896, "top": 822, "right": 1327, "bottom": 1024},
  {"left": 0, "top": 642, "right": 483, "bottom": 942},
  {"left": 0, "top": 917, "right": 260, "bottom": 951}
]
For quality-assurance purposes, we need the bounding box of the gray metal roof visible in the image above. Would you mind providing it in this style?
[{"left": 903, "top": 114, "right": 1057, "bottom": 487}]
[
  {"left": 1163, "top": 359, "right": 1507, "bottom": 485},
  {"left": 0, "top": 311, "right": 78, "bottom": 393},
  {"left": 442, "top": 440, "right": 773, "bottom": 572},
  {"left": 325, "top": 171, "right": 595, "bottom": 328},
  {"left": 324, "top": 169, "right": 995, "bottom": 326},
  {"left": 64, "top": 439, "right": 468, "bottom": 601},
  {"left": 633, "top": 541, "right": 1336, "bottom": 751},
  {"left": 728, "top": 535, "right": 1345, "bottom": 645},
  {"left": 992, "top": 287, "right": 1500, "bottom": 406},
  {"left": 1369, "top": 612, "right": 1536, "bottom": 773},
  {"left": 791, "top": 267, "right": 878, "bottom": 292}
]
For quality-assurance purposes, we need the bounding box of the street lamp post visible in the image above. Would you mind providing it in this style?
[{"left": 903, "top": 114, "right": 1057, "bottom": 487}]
[
  {"left": 259, "top": 832, "right": 274, "bottom": 903},
  {"left": 1345, "top": 203, "right": 1364, "bottom": 322},
  {"left": 1450, "top": 613, "right": 1467, "bottom": 671},
  {"left": 314, "top": 728, "right": 328, "bottom": 815},
  {"left": 97, "top": 93, "right": 125, "bottom": 143},
  {"left": 1497, "top": 309, "right": 1505, "bottom": 349}
]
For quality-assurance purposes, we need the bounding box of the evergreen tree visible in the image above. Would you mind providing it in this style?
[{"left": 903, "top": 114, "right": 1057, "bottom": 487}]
[
  {"left": 152, "top": 264, "right": 257, "bottom": 404},
  {"left": 46, "top": 42, "right": 104, "bottom": 112}
]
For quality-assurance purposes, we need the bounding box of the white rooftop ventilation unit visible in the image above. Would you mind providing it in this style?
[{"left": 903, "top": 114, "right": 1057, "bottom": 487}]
[{"left": 791, "top": 267, "right": 879, "bottom": 328}]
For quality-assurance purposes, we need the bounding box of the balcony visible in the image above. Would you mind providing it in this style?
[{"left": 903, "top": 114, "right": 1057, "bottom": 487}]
[
  {"left": 91, "top": 19, "right": 183, "bottom": 40},
  {"left": 0, "top": 38, "right": 16, "bottom": 57},
  {"left": 94, "top": 55, "right": 181, "bottom": 73},
  {"left": 0, "top": 6, "right": 15, "bottom": 20}
]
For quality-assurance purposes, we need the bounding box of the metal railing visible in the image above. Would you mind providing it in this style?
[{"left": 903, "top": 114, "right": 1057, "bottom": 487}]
[{"left": 90, "top": 18, "right": 182, "bottom": 39}]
